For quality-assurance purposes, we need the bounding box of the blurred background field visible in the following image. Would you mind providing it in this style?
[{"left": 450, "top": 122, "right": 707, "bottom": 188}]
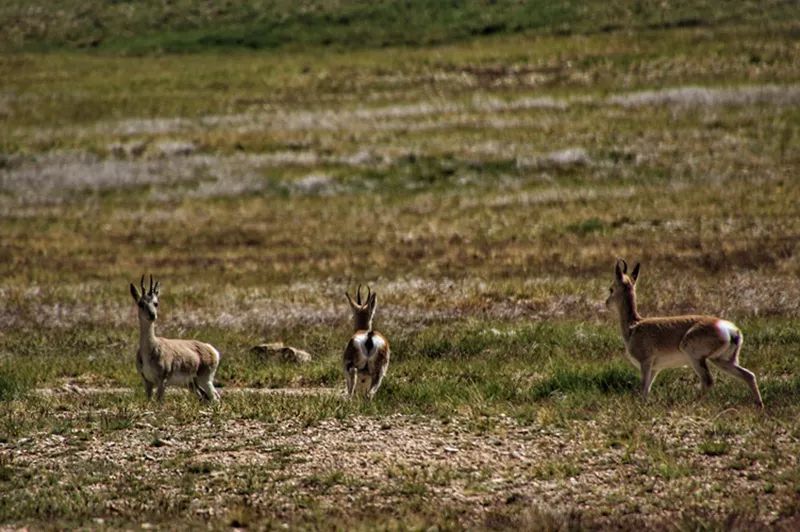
[{"left": 1, "top": 1, "right": 800, "bottom": 529}]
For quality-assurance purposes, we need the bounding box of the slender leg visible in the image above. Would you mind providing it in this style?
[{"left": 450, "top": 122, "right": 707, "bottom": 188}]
[
  {"left": 640, "top": 359, "right": 655, "bottom": 401},
  {"left": 366, "top": 350, "right": 389, "bottom": 400},
  {"left": 345, "top": 368, "right": 357, "bottom": 397},
  {"left": 190, "top": 380, "right": 208, "bottom": 401},
  {"left": 710, "top": 359, "right": 764, "bottom": 408},
  {"left": 688, "top": 357, "right": 714, "bottom": 397},
  {"left": 143, "top": 379, "right": 154, "bottom": 400},
  {"left": 156, "top": 379, "right": 167, "bottom": 403},
  {"left": 367, "top": 364, "right": 388, "bottom": 400},
  {"left": 197, "top": 378, "right": 219, "bottom": 402}
]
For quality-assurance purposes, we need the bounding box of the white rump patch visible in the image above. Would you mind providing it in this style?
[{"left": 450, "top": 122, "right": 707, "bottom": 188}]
[
  {"left": 210, "top": 346, "right": 221, "bottom": 366},
  {"left": 353, "top": 333, "right": 385, "bottom": 356},
  {"left": 715, "top": 320, "right": 739, "bottom": 343}
]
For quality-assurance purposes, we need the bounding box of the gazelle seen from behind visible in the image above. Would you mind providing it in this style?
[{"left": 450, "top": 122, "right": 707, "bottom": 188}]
[
  {"left": 343, "top": 285, "right": 390, "bottom": 399},
  {"left": 130, "top": 275, "right": 221, "bottom": 403},
  {"left": 606, "top": 259, "right": 763, "bottom": 408}
]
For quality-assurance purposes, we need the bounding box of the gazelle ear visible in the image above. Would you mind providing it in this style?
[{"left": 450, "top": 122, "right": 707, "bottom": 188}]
[
  {"left": 153, "top": 280, "right": 160, "bottom": 296},
  {"left": 345, "top": 291, "right": 358, "bottom": 310},
  {"left": 614, "top": 260, "right": 625, "bottom": 282},
  {"left": 630, "top": 263, "right": 641, "bottom": 284},
  {"left": 130, "top": 283, "right": 140, "bottom": 303},
  {"left": 368, "top": 292, "right": 377, "bottom": 318}
]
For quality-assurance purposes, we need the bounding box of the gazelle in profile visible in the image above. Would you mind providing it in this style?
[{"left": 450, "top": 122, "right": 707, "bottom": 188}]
[
  {"left": 343, "top": 285, "right": 390, "bottom": 399},
  {"left": 129, "top": 275, "right": 221, "bottom": 402},
  {"left": 606, "top": 259, "right": 763, "bottom": 408}
]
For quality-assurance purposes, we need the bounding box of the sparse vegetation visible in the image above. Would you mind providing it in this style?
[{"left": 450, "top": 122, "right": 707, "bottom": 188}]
[{"left": 1, "top": 0, "right": 800, "bottom": 529}]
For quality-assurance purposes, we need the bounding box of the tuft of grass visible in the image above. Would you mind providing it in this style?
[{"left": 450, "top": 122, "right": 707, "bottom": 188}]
[
  {"left": 530, "top": 460, "right": 582, "bottom": 480},
  {"left": 99, "top": 404, "right": 138, "bottom": 432},
  {"left": 699, "top": 440, "right": 731, "bottom": 457},
  {"left": 530, "top": 364, "right": 638, "bottom": 400},
  {"left": 0, "top": 368, "right": 32, "bottom": 401}
]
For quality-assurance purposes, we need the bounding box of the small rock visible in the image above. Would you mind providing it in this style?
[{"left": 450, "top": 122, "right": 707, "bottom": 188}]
[
  {"left": 109, "top": 140, "right": 147, "bottom": 158},
  {"left": 251, "top": 342, "right": 313, "bottom": 364},
  {"left": 151, "top": 436, "right": 172, "bottom": 448}
]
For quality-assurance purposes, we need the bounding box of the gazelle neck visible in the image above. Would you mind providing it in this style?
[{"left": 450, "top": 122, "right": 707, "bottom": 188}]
[
  {"left": 138, "top": 315, "right": 157, "bottom": 352},
  {"left": 354, "top": 315, "right": 372, "bottom": 332},
  {"left": 617, "top": 288, "right": 641, "bottom": 342}
]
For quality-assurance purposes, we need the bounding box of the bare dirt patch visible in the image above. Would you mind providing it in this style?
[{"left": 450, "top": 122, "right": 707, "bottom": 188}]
[{"left": 3, "top": 409, "right": 798, "bottom": 528}]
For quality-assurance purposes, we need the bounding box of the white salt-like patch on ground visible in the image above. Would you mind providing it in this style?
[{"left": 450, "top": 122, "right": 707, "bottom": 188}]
[
  {"left": 81, "top": 93, "right": 570, "bottom": 138},
  {"left": 0, "top": 149, "right": 388, "bottom": 204},
  {"left": 472, "top": 95, "right": 569, "bottom": 112},
  {"left": 607, "top": 84, "right": 800, "bottom": 108},
  {"left": 12, "top": 84, "right": 799, "bottom": 147},
  {"left": 0, "top": 151, "right": 221, "bottom": 202},
  {"left": 289, "top": 173, "right": 338, "bottom": 195},
  {"left": 516, "top": 147, "right": 592, "bottom": 170},
  {"left": 152, "top": 140, "right": 197, "bottom": 157},
  {"left": 542, "top": 147, "right": 592, "bottom": 166}
]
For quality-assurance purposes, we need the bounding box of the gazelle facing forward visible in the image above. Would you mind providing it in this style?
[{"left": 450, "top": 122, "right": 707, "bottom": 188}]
[
  {"left": 606, "top": 259, "right": 763, "bottom": 408},
  {"left": 130, "top": 275, "right": 221, "bottom": 402},
  {"left": 343, "top": 285, "right": 390, "bottom": 399}
]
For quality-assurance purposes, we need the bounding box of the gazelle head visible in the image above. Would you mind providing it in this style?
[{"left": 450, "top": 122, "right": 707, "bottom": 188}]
[
  {"left": 345, "top": 285, "right": 377, "bottom": 331},
  {"left": 606, "top": 259, "right": 640, "bottom": 311},
  {"left": 130, "top": 274, "right": 161, "bottom": 322}
]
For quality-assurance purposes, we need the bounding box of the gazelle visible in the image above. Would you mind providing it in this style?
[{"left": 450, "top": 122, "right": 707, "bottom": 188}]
[
  {"left": 606, "top": 259, "right": 763, "bottom": 408},
  {"left": 343, "top": 285, "right": 390, "bottom": 399},
  {"left": 129, "top": 275, "right": 221, "bottom": 402}
]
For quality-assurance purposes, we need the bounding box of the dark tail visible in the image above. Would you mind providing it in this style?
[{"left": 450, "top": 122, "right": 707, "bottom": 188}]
[
  {"left": 730, "top": 329, "right": 742, "bottom": 346},
  {"left": 365, "top": 330, "right": 375, "bottom": 353}
]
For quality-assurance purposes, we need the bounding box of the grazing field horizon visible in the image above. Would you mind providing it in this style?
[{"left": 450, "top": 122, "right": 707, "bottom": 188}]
[{"left": 1, "top": 1, "right": 800, "bottom": 529}]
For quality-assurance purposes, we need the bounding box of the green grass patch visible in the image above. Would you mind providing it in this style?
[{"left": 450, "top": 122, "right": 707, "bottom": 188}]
[{"left": 531, "top": 364, "right": 637, "bottom": 400}]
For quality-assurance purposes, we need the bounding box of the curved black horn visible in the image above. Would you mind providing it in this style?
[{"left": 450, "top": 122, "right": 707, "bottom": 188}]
[
  {"left": 154, "top": 280, "right": 160, "bottom": 294},
  {"left": 149, "top": 274, "right": 154, "bottom": 294},
  {"left": 140, "top": 275, "right": 146, "bottom": 294},
  {"left": 366, "top": 285, "right": 371, "bottom": 302},
  {"left": 620, "top": 259, "right": 628, "bottom": 273},
  {"left": 356, "top": 284, "right": 363, "bottom": 305}
]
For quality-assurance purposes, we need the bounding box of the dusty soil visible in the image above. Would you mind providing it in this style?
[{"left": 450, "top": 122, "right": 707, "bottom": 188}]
[{"left": 4, "top": 388, "right": 800, "bottom": 529}]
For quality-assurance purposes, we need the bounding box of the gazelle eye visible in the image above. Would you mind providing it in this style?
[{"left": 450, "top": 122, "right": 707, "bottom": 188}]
[{"left": 154, "top": 302, "right": 159, "bottom": 307}]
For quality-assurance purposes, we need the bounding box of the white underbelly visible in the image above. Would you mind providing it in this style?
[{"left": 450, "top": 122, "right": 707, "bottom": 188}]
[
  {"left": 168, "top": 373, "right": 194, "bottom": 386},
  {"left": 622, "top": 350, "right": 689, "bottom": 371},
  {"left": 141, "top": 362, "right": 194, "bottom": 386},
  {"left": 653, "top": 351, "right": 690, "bottom": 370}
]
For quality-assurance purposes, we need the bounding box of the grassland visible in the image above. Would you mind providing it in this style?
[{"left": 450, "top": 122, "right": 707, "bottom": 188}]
[{"left": 2, "top": 1, "right": 800, "bottom": 529}]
